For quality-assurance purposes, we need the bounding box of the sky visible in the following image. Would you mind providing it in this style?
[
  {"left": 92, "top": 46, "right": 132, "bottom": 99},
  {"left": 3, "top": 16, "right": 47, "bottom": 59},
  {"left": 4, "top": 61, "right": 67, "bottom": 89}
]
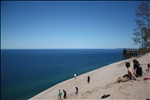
[{"left": 1, "top": 1, "right": 142, "bottom": 49}]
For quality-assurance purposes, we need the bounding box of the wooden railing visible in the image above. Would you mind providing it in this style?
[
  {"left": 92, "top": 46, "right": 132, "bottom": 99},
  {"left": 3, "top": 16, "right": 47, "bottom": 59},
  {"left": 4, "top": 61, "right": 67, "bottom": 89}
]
[{"left": 123, "top": 49, "right": 141, "bottom": 59}]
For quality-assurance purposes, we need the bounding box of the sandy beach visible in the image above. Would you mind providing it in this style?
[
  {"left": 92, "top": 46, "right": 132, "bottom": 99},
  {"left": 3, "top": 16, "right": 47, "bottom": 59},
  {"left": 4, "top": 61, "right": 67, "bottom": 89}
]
[{"left": 30, "top": 52, "right": 150, "bottom": 100}]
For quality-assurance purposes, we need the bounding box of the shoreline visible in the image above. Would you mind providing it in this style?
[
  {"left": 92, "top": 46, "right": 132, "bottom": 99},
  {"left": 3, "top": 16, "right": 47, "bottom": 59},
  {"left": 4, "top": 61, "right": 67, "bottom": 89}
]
[{"left": 30, "top": 52, "right": 150, "bottom": 100}]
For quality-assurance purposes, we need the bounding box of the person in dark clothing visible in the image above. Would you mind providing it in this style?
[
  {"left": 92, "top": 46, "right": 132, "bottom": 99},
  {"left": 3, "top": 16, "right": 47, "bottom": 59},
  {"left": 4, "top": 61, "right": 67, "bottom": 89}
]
[
  {"left": 148, "top": 63, "right": 150, "bottom": 70},
  {"left": 146, "top": 63, "right": 150, "bottom": 72},
  {"left": 75, "top": 87, "right": 78, "bottom": 95},
  {"left": 87, "top": 76, "right": 90, "bottom": 83},
  {"left": 63, "top": 89, "right": 67, "bottom": 99},
  {"left": 133, "top": 59, "right": 142, "bottom": 77}
]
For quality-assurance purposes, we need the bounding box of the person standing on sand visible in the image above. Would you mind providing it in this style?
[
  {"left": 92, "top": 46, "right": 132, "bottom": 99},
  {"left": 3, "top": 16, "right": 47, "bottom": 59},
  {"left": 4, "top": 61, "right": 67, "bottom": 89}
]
[
  {"left": 63, "top": 89, "right": 67, "bottom": 99},
  {"left": 75, "top": 87, "right": 78, "bottom": 95},
  {"left": 148, "top": 63, "right": 150, "bottom": 70},
  {"left": 87, "top": 76, "right": 90, "bottom": 83},
  {"left": 58, "top": 90, "right": 62, "bottom": 100},
  {"left": 74, "top": 74, "right": 76, "bottom": 79}
]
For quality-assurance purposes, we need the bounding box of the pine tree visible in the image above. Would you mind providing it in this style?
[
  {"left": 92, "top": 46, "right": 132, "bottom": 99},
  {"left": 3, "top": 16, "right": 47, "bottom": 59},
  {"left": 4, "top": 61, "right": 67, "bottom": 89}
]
[{"left": 133, "top": 1, "right": 150, "bottom": 53}]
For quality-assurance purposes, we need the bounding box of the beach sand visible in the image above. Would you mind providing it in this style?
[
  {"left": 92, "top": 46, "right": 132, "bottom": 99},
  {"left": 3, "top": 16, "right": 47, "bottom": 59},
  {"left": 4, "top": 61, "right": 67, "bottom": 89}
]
[{"left": 30, "top": 52, "right": 150, "bottom": 100}]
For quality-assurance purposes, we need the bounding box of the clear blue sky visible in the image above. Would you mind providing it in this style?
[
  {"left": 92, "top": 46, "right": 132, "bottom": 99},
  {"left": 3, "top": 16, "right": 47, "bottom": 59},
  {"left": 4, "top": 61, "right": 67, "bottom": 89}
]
[{"left": 1, "top": 1, "right": 141, "bottom": 49}]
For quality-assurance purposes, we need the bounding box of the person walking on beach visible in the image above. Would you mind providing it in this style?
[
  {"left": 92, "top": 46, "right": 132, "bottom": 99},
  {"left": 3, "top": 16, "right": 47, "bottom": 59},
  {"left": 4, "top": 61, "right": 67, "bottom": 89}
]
[
  {"left": 75, "top": 87, "right": 78, "bottom": 95},
  {"left": 58, "top": 90, "right": 62, "bottom": 100},
  {"left": 63, "top": 89, "right": 67, "bottom": 99},
  {"left": 74, "top": 74, "right": 76, "bottom": 79},
  {"left": 87, "top": 76, "right": 90, "bottom": 83}
]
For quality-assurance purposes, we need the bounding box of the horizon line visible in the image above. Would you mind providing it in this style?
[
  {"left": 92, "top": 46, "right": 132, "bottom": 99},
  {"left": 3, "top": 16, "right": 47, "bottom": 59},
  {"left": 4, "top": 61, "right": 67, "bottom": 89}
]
[{"left": 1, "top": 48, "right": 139, "bottom": 50}]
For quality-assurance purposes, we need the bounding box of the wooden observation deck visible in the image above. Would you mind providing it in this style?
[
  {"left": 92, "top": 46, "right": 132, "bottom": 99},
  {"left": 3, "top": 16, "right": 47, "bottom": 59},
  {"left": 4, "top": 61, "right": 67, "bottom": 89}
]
[{"left": 123, "top": 49, "right": 141, "bottom": 59}]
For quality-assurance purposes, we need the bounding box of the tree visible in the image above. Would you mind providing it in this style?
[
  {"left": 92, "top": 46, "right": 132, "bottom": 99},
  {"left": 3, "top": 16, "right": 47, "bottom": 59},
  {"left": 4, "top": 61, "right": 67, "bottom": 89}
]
[{"left": 133, "top": 1, "right": 150, "bottom": 53}]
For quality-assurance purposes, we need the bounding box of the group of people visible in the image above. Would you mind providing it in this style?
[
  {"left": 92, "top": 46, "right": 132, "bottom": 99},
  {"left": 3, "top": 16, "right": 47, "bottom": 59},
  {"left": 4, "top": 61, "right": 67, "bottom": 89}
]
[
  {"left": 58, "top": 59, "right": 149, "bottom": 99},
  {"left": 117, "top": 59, "right": 143, "bottom": 83},
  {"left": 58, "top": 87, "right": 78, "bottom": 100},
  {"left": 58, "top": 75, "right": 90, "bottom": 100},
  {"left": 58, "top": 89, "right": 67, "bottom": 100}
]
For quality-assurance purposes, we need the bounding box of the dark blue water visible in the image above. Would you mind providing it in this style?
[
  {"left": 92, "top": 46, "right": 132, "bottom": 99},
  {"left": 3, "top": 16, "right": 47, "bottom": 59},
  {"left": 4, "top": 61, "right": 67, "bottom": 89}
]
[{"left": 1, "top": 49, "right": 123, "bottom": 100}]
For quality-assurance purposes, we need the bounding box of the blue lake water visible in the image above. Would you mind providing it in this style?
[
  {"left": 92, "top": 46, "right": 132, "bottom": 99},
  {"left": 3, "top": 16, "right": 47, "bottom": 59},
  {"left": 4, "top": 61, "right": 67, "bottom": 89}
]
[{"left": 1, "top": 49, "right": 123, "bottom": 100}]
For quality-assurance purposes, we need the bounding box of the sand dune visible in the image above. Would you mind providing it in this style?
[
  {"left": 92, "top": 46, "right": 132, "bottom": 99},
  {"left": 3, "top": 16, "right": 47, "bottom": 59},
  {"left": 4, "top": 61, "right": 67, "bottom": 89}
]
[{"left": 30, "top": 52, "right": 150, "bottom": 100}]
